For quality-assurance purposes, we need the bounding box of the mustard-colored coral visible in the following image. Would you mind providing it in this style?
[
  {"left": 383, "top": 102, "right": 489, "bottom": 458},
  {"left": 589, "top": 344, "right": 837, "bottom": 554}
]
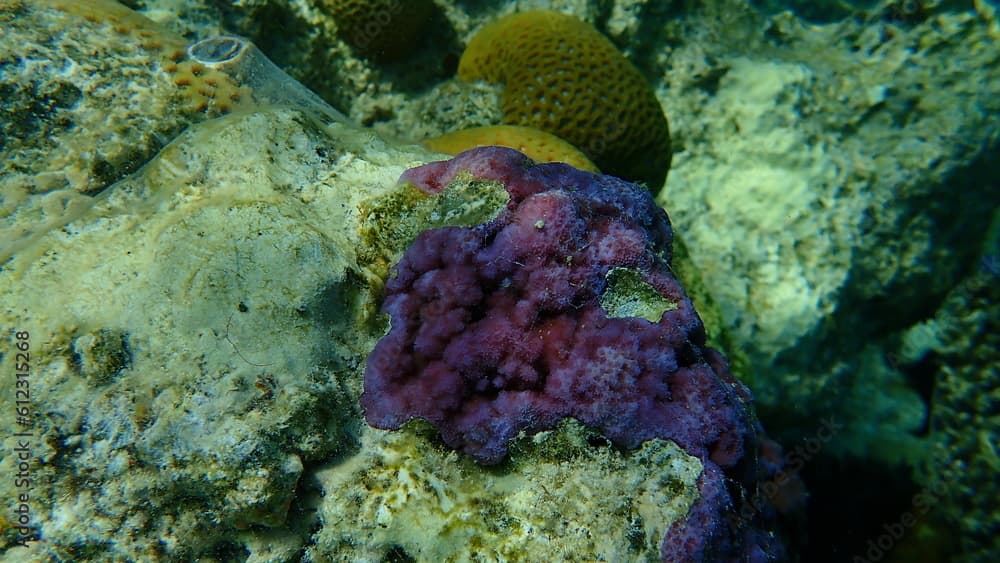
[
  {"left": 162, "top": 59, "right": 252, "bottom": 115},
  {"left": 48, "top": 0, "right": 251, "bottom": 116},
  {"left": 423, "top": 125, "right": 599, "bottom": 173},
  {"left": 458, "top": 10, "right": 672, "bottom": 190},
  {"left": 321, "top": 0, "right": 435, "bottom": 62}
]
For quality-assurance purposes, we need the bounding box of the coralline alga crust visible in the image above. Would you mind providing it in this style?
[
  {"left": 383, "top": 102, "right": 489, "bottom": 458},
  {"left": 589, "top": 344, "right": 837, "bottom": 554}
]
[{"left": 361, "top": 147, "right": 790, "bottom": 561}]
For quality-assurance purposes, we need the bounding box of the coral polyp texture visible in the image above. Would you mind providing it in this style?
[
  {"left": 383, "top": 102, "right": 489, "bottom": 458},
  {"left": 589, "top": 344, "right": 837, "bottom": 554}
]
[
  {"left": 458, "top": 10, "right": 672, "bottom": 191},
  {"left": 362, "top": 146, "right": 786, "bottom": 560}
]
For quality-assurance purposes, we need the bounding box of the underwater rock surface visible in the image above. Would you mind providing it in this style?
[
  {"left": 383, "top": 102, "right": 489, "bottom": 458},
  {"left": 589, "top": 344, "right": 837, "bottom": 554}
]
[
  {"left": 0, "top": 0, "right": 255, "bottom": 265},
  {"left": 140, "top": 0, "right": 1000, "bottom": 478},
  {"left": 0, "top": 4, "right": 781, "bottom": 561},
  {"left": 363, "top": 146, "right": 787, "bottom": 560},
  {"left": 0, "top": 104, "right": 392, "bottom": 559},
  {"left": 905, "top": 215, "right": 1000, "bottom": 563},
  {"left": 311, "top": 420, "right": 705, "bottom": 561},
  {"left": 657, "top": 0, "right": 1000, "bottom": 463},
  {"left": 0, "top": 98, "right": 778, "bottom": 563},
  {"left": 3, "top": 0, "right": 1000, "bottom": 561}
]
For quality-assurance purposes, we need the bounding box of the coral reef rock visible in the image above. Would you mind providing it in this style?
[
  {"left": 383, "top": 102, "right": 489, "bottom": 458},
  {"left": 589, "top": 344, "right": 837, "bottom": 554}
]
[
  {"left": 657, "top": 0, "right": 1000, "bottom": 464},
  {"left": 904, "top": 213, "right": 1000, "bottom": 563},
  {"left": 0, "top": 103, "right": 408, "bottom": 559},
  {"left": 0, "top": 0, "right": 247, "bottom": 255},
  {"left": 0, "top": 4, "right": 787, "bottom": 560},
  {"left": 362, "top": 146, "right": 792, "bottom": 560},
  {"left": 309, "top": 420, "right": 704, "bottom": 561}
]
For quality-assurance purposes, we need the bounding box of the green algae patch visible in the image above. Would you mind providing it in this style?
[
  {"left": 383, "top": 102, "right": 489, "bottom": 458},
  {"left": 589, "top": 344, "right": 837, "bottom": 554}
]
[
  {"left": 358, "top": 174, "right": 509, "bottom": 279},
  {"left": 600, "top": 267, "right": 677, "bottom": 322}
]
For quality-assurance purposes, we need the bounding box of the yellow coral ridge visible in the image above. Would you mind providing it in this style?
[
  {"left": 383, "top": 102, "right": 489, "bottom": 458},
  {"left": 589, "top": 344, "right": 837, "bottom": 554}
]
[
  {"left": 423, "top": 125, "right": 599, "bottom": 173},
  {"left": 459, "top": 10, "right": 671, "bottom": 190}
]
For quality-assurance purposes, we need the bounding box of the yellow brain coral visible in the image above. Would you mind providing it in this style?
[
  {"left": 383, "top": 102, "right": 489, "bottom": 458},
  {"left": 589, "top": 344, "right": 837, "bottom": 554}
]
[
  {"left": 459, "top": 10, "right": 672, "bottom": 191},
  {"left": 423, "top": 125, "right": 599, "bottom": 173}
]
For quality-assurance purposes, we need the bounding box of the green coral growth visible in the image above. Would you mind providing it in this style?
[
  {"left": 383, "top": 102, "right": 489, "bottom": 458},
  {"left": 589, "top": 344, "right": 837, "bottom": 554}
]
[
  {"left": 600, "top": 267, "right": 677, "bottom": 322},
  {"left": 358, "top": 174, "right": 509, "bottom": 278}
]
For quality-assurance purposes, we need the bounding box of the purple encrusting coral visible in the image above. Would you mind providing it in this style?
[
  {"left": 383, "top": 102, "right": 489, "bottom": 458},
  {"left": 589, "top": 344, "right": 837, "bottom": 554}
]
[{"left": 361, "top": 147, "right": 790, "bottom": 561}]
